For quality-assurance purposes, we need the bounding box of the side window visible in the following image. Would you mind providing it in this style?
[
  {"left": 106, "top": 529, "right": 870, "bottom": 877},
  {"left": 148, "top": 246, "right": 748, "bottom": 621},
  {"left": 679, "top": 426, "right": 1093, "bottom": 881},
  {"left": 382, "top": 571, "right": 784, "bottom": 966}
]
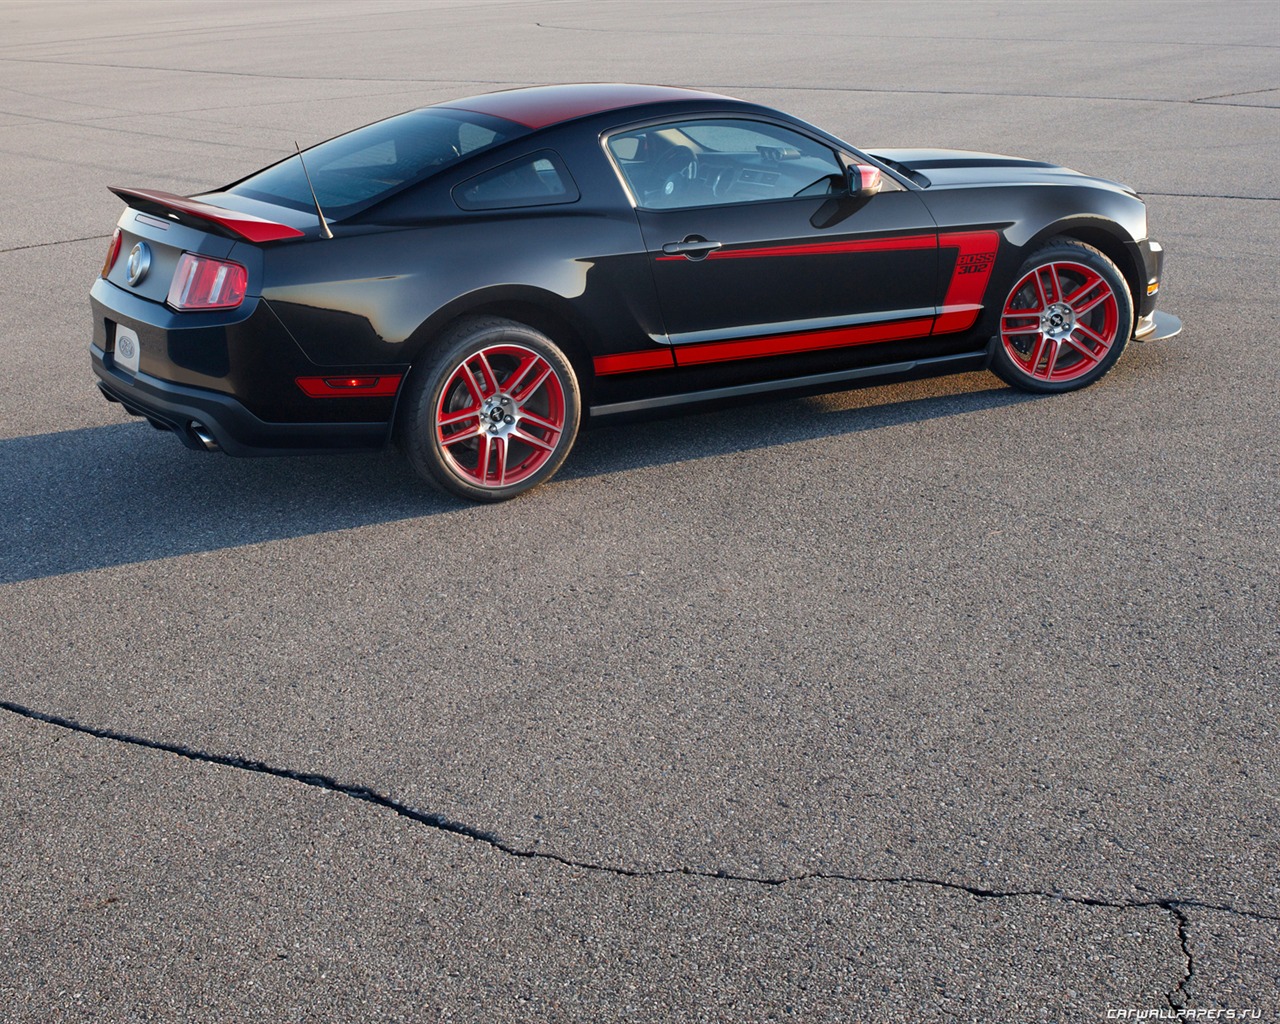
[
  {"left": 606, "top": 118, "right": 843, "bottom": 211},
  {"left": 453, "top": 150, "right": 579, "bottom": 211}
]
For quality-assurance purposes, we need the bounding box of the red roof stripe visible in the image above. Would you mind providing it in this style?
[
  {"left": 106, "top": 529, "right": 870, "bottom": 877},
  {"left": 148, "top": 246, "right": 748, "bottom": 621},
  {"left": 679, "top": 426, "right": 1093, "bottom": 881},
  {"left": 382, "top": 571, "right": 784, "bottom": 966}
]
[{"left": 438, "top": 84, "right": 730, "bottom": 130}]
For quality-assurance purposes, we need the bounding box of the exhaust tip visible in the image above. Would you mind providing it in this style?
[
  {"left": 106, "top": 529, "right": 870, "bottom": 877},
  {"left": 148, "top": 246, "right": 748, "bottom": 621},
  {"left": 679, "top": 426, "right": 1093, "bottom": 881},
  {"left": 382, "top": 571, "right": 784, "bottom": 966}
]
[{"left": 189, "top": 422, "right": 221, "bottom": 452}]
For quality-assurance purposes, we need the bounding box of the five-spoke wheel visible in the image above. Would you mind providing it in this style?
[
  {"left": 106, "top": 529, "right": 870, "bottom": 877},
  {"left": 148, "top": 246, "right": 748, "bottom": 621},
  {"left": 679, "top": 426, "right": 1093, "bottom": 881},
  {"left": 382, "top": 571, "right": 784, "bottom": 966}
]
[
  {"left": 400, "top": 317, "right": 581, "bottom": 501},
  {"left": 991, "top": 239, "right": 1134, "bottom": 393}
]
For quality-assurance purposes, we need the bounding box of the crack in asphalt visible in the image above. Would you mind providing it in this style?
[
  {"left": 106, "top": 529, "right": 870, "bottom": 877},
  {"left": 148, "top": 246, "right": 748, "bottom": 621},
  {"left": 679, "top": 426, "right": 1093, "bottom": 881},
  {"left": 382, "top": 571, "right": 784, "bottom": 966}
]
[
  {"left": 5, "top": 698, "right": 1276, "bottom": 1007},
  {"left": 0, "top": 234, "right": 109, "bottom": 255},
  {"left": 707, "top": 83, "right": 1280, "bottom": 110},
  {"left": 0, "top": 104, "right": 286, "bottom": 153},
  {"left": 1192, "top": 85, "right": 1280, "bottom": 101},
  {"left": 0, "top": 5, "right": 436, "bottom": 58},
  {"left": 1166, "top": 904, "right": 1195, "bottom": 1010},
  {"left": 3, "top": 55, "right": 1279, "bottom": 112},
  {"left": 1142, "top": 191, "right": 1280, "bottom": 202},
  {"left": 0, "top": 57, "right": 517, "bottom": 85},
  {"left": 531, "top": 20, "right": 1280, "bottom": 52}
]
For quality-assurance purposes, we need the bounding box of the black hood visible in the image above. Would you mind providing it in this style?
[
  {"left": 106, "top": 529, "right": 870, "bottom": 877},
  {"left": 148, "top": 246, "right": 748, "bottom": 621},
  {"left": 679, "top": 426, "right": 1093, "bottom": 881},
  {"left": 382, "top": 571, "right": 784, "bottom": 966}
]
[{"left": 869, "top": 148, "right": 1136, "bottom": 196}]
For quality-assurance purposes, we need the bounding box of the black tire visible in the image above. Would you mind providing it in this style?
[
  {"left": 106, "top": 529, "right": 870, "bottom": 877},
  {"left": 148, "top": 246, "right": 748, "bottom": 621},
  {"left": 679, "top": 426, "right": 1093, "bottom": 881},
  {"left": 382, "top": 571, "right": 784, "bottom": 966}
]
[
  {"left": 990, "top": 238, "right": 1134, "bottom": 394},
  {"left": 399, "top": 316, "right": 581, "bottom": 502}
]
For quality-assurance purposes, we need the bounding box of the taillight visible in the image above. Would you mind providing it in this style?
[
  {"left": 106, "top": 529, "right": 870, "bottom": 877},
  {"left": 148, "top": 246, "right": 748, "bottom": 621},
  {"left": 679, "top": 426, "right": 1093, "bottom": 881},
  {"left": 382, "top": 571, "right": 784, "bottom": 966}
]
[
  {"left": 101, "top": 228, "right": 122, "bottom": 278},
  {"left": 166, "top": 253, "right": 247, "bottom": 310}
]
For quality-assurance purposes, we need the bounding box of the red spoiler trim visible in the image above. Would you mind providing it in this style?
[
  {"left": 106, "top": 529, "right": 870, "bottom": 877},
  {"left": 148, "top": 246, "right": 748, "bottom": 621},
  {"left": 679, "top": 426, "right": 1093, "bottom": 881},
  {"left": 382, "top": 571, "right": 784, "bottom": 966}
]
[{"left": 109, "top": 187, "right": 306, "bottom": 243}]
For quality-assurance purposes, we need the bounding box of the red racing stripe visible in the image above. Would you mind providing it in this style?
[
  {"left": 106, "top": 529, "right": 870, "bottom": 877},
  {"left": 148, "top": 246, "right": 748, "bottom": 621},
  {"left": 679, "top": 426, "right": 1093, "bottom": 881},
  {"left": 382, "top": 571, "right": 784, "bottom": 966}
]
[
  {"left": 933, "top": 230, "right": 1001, "bottom": 334},
  {"left": 594, "top": 349, "right": 677, "bottom": 375},
  {"left": 598, "top": 230, "right": 1003, "bottom": 373},
  {"left": 655, "top": 233, "right": 938, "bottom": 262},
  {"left": 674, "top": 317, "right": 936, "bottom": 366}
]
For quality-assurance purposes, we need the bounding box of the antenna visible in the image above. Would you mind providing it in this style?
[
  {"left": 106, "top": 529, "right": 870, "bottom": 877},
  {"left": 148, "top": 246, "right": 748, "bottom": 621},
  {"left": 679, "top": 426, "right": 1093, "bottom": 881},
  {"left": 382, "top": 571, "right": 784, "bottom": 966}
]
[{"left": 294, "top": 141, "right": 333, "bottom": 240}]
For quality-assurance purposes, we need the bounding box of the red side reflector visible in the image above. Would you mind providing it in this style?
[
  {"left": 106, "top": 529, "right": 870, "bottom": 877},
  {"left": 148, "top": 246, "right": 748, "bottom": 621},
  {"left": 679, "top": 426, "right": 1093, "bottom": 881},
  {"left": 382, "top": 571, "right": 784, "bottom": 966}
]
[
  {"left": 167, "top": 253, "right": 248, "bottom": 310},
  {"left": 109, "top": 187, "right": 306, "bottom": 243},
  {"left": 295, "top": 375, "right": 402, "bottom": 398},
  {"left": 101, "top": 228, "right": 122, "bottom": 278}
]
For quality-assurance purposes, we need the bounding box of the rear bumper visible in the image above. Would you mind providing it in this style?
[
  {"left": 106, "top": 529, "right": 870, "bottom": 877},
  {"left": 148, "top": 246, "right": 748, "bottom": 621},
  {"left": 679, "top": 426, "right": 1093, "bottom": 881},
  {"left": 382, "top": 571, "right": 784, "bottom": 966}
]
[{"left": 92, "top": 346, "right": 388, "bottom": 456}]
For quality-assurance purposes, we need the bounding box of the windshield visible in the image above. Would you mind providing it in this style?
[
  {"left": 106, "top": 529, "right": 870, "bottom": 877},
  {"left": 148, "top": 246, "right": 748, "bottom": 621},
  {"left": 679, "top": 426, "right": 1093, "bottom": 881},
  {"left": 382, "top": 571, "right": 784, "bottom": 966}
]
[{"left": 227, "top": 108, "right": 529, "bottom": 219}]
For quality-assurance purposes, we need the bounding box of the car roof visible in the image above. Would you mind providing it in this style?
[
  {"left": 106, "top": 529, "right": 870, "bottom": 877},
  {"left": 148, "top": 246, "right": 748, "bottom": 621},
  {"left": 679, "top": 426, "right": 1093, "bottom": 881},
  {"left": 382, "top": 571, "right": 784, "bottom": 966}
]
[{"left": 434, "top": 83, "right": 734, "bottom": 130}]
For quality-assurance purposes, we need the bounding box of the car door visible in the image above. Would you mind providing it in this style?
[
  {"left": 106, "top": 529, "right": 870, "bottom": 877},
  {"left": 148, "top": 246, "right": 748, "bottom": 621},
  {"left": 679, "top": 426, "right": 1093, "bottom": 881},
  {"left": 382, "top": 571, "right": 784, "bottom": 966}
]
[{"left": 605, "top": 117, "right": 940, "bottom": 374}]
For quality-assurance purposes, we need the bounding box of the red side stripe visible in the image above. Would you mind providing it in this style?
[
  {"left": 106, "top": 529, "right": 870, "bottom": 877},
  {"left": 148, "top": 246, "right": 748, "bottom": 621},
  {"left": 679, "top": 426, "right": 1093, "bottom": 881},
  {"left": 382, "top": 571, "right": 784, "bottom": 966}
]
[
  {"left": 593, "top": 349, "right": 677, "bottom": 375},
  {"left": 675, "top": 317, "right": 936, "bottom": 367},
  {"left": 655, "top": 233, "right": 938, "bottom": 262},
  {"left": 933, "top": 231, "right": 1001, "bottom": 334},
  {"left": 598, "top": 230, "right": 1004, "bottom": 374}
]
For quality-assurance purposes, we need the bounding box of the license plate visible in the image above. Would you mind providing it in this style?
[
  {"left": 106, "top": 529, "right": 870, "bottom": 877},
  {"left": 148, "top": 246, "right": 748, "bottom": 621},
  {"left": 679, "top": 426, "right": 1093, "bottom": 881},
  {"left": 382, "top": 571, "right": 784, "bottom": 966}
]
[{"left": 114, "top": 324, "right": 141, "bottom": 374}]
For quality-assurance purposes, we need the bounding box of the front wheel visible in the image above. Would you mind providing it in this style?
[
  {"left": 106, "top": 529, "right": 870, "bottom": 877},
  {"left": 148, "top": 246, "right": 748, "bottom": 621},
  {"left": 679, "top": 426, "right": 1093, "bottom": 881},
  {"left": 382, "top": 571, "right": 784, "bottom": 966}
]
[
  {"left": 990, "top": 239, "right": 1134, "bottom": 393},
  {"left": 400, "top": 317, "right": 581, "bottom": 502}
]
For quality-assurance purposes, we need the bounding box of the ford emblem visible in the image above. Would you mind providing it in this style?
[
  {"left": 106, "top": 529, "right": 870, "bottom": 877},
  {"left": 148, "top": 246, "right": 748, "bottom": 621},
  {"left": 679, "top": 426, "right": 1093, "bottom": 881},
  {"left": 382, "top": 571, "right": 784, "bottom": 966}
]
[{"left": 127, "top": 242, "right": 151, "bottom": 286}]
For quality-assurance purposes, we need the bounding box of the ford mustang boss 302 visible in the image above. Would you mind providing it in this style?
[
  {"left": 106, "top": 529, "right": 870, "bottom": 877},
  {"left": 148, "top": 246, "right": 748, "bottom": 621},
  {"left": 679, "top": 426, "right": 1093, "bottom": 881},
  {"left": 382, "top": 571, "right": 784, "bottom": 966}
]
[{"left": 91, "top": 84, "right": 1180, "bottom": 501}]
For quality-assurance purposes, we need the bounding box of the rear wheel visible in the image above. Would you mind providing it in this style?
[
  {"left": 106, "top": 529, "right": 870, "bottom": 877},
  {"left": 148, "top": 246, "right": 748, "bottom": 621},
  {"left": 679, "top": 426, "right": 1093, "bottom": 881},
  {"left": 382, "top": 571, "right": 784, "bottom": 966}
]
[
  {"left": 991, "top": 239, "right": 1134, "bottom": 393},
  {"left": 400, "top": 317, "right": 581, "bottom": 502}
]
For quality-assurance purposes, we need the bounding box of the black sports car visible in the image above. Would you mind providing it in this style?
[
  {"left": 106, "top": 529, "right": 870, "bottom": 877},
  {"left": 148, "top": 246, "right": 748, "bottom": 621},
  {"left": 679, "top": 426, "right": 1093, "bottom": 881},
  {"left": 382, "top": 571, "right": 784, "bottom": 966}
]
[{"left": 91, "top": 83, "right": 1181, "bottom": 500}]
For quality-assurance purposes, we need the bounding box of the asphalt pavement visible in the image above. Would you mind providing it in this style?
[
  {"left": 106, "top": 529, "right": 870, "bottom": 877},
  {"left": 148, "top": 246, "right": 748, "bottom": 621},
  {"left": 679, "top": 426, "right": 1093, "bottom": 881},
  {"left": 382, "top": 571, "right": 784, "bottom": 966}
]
[{"left": 1, "top": 2, "right": 1277, "bottom": 1020}]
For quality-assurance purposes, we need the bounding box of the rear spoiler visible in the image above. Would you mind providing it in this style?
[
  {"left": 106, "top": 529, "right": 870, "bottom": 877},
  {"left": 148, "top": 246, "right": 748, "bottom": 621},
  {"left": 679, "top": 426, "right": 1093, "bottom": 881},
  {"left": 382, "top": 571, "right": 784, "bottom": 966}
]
[{"left": 109, "top": 187, "right": 306, "bottom": 243}]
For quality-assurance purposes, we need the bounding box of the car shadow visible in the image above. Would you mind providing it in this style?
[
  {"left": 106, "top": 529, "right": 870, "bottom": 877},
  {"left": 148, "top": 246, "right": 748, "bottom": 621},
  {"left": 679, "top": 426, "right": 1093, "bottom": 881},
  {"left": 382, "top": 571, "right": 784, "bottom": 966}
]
[
  {"left": 567, "top": 373, "right": 1038, "bottom": 482},
  {"left": 1, "top": 374, "right": 1038, "bottom": 585}
]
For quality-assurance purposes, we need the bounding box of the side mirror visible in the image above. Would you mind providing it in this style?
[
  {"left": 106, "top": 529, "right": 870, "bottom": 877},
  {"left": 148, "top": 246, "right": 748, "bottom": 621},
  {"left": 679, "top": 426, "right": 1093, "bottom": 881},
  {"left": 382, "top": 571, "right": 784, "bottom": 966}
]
[{"left": 846, "top": 162, "right": 884, "bottom": 198}]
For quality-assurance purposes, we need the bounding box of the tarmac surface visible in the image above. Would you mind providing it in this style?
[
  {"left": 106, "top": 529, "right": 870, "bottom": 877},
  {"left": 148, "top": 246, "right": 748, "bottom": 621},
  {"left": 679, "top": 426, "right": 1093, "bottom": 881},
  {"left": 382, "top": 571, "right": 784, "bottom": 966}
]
[{"left": 0, "top": 1, "right": 1277, "bottom": 1020}]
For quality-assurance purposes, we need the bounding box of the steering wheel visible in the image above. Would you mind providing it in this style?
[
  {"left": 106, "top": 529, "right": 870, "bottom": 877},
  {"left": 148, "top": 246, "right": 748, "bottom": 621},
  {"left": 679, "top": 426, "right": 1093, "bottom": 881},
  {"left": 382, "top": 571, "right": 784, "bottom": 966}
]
[
  {"left": 711, "top": 166, "right": 738, "bottom": 198},
  {"left": 652, "top": 145, "right": 698, "bottom": 199}
]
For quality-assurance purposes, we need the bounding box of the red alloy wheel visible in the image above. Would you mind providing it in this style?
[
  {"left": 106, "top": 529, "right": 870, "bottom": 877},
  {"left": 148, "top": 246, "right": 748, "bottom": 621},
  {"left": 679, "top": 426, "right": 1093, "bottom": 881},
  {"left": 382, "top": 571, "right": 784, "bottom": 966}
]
[
  {"left": 1000, "top": 260, "right": 1120, "bottom": 384},
  {"left": 435, "top": 343, "right": 567, "bottom": 488}
]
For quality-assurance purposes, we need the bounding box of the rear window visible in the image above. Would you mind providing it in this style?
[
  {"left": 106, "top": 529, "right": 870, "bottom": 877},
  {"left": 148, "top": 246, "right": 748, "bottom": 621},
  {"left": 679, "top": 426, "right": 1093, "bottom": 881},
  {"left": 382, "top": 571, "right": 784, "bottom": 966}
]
[{"left": 227, "top": 108, "right": 529, "bottom": 219}]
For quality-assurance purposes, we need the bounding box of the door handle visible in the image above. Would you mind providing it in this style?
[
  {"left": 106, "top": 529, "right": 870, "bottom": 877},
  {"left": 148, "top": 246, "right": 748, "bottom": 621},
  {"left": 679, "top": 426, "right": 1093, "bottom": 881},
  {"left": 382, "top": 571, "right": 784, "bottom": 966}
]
[{"left": 661, "top": 238, "right": 722, "bottom": 258}]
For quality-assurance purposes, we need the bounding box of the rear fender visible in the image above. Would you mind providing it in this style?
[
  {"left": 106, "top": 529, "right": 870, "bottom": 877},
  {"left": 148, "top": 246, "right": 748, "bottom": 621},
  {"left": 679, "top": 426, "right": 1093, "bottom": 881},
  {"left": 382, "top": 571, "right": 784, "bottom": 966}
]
[{"left": 404, "top": 284, "right": 601, "bottom": 386}]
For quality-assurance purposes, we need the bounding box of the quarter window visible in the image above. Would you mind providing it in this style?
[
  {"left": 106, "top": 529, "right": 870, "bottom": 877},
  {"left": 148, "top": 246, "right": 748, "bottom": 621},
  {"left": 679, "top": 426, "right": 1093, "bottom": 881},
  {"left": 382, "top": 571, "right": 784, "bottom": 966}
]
[
  {"left": 607, "top": 118, "right": 844, "bottom": 210},
  {"left": 453, "top": 150, "right": 579, "bottom": 211}
]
